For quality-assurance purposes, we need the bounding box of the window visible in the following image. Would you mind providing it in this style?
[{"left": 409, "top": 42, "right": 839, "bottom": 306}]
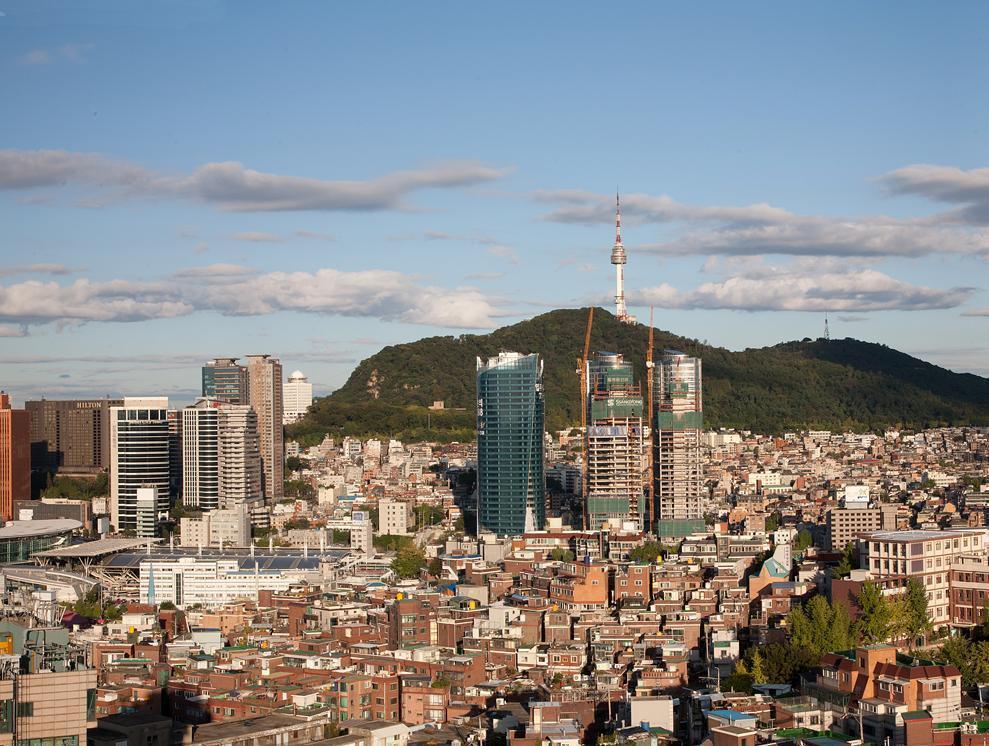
[{"left": 16, "top": 703, "right": 32, "bottom": 718}]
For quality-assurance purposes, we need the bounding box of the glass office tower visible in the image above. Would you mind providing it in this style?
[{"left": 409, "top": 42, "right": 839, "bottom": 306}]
[
  {"left": 201, "top": 358, "right": 249, "bottom": 404},
  {"left": 476, "top": 352, "right": 545, "bottom": 536}
]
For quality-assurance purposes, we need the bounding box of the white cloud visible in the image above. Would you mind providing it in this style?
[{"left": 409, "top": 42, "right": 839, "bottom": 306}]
[
  {"left": 295, "top": 230, "right": 335, "bottom": 241},
  {"left": 0, "top": 324, "right": 26, "bottom": 337},
  {"left": 0, "top": 263, "right": 78, "bottom": 278},
  {"left": 487, "top": 245, "right": 519, "bottom": 264},
  {"left": 535, "top": 187, "right": 989, "bottom": 258},
  {"left": 0, "top": 149, "right": 509, "bottom": 212},
  {"left": 962, "top": 306, "right": 989, "bottom": 317},
  {"left": 0, "top": 266, "right": 500, "bottom": 329},
  {"left": 882, "top": 164, "right": 989, "bottom": 225},
  {"left": 18, "top": 49, "right": 52, "bottom": 65},
  {"left": 17, "top": 44, "right": 94, "bottom": 66},
  {"left": 230, "top": 231, "right": 282, "bottom": 242},
  {"left": 630, "top": 264, "right": 973, "bottom": 312}
]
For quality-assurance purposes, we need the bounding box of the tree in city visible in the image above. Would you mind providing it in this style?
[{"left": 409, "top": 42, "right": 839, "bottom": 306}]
[
  {"left": 427, "top": 557, "right": 444, "bottom": 578},
  {"left": 549, "top": 548, "right": 575, "bottom": 562},
  {"left": 765, "top": 512, "right": 782, "bottom": 533},
  {"left": 833, "top": 542, "right": 857, "bottom": 580},
  {"left": 629, "top": 541, "right": 663, "bottom": 564},
  {"left": 793, "top": 529, "right": 814, "bottom": 552},
  {"left": 788, "top": 595, "right": 857, "bottom": 657},
  {"left": 901, "top": 578, "right": 933, "bottom": 645},
  {"left": 391, "top": 543, "right": 427, "bottom": 579},
  {"left": 749, "top": 649, "right": 767, "bottom": 684},
  {"left": 856, "top": 582, "right": 894, "bottom": 644}
]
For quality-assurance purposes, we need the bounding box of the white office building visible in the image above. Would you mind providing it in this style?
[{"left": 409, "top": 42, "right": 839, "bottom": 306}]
[
  {"left": 140, "top": 556, "right": 304, "bottom": 607},
  {"left": 283, "top": 370, "right": 314, "bottom": 425}
]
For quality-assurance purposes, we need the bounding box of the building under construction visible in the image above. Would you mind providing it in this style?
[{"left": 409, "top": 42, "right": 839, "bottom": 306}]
[
  {"left": 584, "top": 352, "right": 646, "bottom": 530},
  {"left": 653, "top": 350, "right": 705, "bottom": 537}
]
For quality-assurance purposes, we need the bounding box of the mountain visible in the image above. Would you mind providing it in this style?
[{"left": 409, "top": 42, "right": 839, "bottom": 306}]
[{"left": 288, "top": 308, "right": 989, "bottom": 443}]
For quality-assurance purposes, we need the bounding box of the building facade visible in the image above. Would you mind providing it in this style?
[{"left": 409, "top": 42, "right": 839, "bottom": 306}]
[
  {"left": 0, "top": 393, "right": 30, "bottom": 523},
  {"left": 283, "top": 370, "right": 313, "bottom": 425},
  {"left": 110, "top": 397, "right": 171, "bottom": 536},
  {"left": 247, "top": 355, "right": 284, "bottom": 502},
  {"left": 25, "top": 398, "right": 121, "bottom": 476},
  {"left": 584, "top": 352, "right": 645, "bottom": 530},
  {"left": 859, "top": 529, "right": 985, "bottom": 628},
  {"left": 182, "top": 400, "right": 261, "bottom": 512},
  {"left": 653, "top": 351, "right": 704, "bottom": 535},
  {"left": 378, "top": 499, "right": 415, "bottom": 536},
  {"left": 201, "top": 358, "right": 249, "bottom": 404},
  {"left": 476, "top": 352, "right": 545, "bottom": 537}
]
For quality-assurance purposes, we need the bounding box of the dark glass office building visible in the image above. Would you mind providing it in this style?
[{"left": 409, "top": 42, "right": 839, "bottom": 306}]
[
  {"left": 201, "top": 358, "right": 249, "bottom": 404},
  {"left": 476, "top": 352, "right": 545, "bottom": 536}
]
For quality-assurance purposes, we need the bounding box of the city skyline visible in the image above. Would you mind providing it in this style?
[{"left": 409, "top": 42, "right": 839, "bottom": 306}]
[{"left": 3, "top": 3, "right": 989, "bottom": 404}]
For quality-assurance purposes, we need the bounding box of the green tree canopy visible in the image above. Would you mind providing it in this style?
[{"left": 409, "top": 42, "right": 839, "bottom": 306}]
[
  {"left": 856, "top": 582, "right": 894, "bottom": 644},
  {"left": 629, "top": 541, "right": 663, "bottom": 564},
  {"left": 392, "top": 544, "right": 427, "bottom": 579}
]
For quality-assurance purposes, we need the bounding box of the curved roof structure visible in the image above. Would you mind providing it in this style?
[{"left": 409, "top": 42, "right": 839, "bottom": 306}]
[{"left": 0, "top": 519, "right": 81, "bottom": 539}]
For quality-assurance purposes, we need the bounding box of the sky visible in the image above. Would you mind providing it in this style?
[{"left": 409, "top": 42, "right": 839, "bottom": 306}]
[{"left": 2, "top": 1, "right": 989, "bottom": 406}]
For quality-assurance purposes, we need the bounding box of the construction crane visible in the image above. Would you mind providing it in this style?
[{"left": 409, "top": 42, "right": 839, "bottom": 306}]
[
  {"left": 577, "top": 307, "right": 594, "bottom": 531},
  {"left": 645, "top": 307, "right": 655, "bottom": 530}
]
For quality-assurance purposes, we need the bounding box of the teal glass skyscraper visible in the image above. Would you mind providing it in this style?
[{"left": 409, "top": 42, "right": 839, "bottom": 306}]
[{"left": 476, "top": 352, "right": 545, "bottom": 536}]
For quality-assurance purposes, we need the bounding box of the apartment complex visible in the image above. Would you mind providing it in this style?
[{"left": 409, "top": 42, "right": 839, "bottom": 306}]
[
  {"left": 584, "top": 352, "right": 645, "bottom": 530},
  {"left": 378, "top": 498, "right": 415, "bottom": 536},
  {"left": 110, "top": 397, "right": 171, "bottom": 536},
  {"left": 654, "top": 351, "right": 704, "bottom": 535},
  {"left": 0, "top": 393, "right": 30, "bottom": 523},
  {"left": 247, "top": 355, "right": 284, "bottom": 502},
  {"left": 476, "top": 352, "right": 545, "bottom": 537},
  {"left": 827, "top": 503, "right": 899, "bottom": 551},
  {"left": 25, "top": 397, "right": 121, "bottom": 475},
  {"left": 182, "top": 399, "right": 261, "bottom": 511}
]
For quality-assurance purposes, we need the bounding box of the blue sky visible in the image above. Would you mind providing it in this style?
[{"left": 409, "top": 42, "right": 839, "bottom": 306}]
[{"left": 2, "top": 1, "right": 989, "bottom": 405}]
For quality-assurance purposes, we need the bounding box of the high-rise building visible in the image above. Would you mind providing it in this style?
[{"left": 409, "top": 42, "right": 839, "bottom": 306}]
[
  {"left": 0, "top": 392, "right": 31, "bottom": 522},
  {"left": 110, "top": 397, "right": 171, "bottom": 536},
  {"left": 25, "top": 398, "right": 122, "bottom": 475},
  {"left": 202, "top": 357, "right": 249, "bottom": 404},
  {"left": 476, "top": 352, "right": 545, "bottom": 536},
  {"left": 247, "top": 354, "right": 284, "bottom": 501},
  {"left": 182, "top": 399, "right": 261, "bottom": 511},
  {"left": 283, "top": 369, "right": 314, "bottom": 425},
  {"left": 584, "top": 352, "right": 645, "bottom": 530},
  {"left": 653, "top": 351, "right": 704, "bottom": 536}
]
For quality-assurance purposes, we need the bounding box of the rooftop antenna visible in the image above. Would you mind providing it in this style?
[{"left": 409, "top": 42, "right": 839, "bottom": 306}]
[{"left": 824, "top": 315, "right": 831, "bottom": 341}]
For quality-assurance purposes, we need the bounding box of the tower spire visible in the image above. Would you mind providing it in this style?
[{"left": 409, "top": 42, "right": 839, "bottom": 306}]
[{"left": 610, "top": 192, "right": 635, "bottom": 324}]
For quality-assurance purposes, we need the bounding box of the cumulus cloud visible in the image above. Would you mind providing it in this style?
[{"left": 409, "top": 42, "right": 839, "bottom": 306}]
[
  {"left": 629, "top": 264, "right": 973, "bottom": 313},
  {"left": 882, "top": 164, "right": 989, "bottom": 225},
  {"left": 0, "top": 266, "right": 500, "bottom": 329},
  {"left": 536, "top": 187, "right": 989, "bottom": 258},
  {"left": 0, "top": 149, "right": 509, "bottom": 212}
]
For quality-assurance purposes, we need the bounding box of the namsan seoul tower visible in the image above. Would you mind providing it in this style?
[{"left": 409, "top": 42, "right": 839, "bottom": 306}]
[{"left": 611, "top": 193, "right": 636, "bottom": 324}]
